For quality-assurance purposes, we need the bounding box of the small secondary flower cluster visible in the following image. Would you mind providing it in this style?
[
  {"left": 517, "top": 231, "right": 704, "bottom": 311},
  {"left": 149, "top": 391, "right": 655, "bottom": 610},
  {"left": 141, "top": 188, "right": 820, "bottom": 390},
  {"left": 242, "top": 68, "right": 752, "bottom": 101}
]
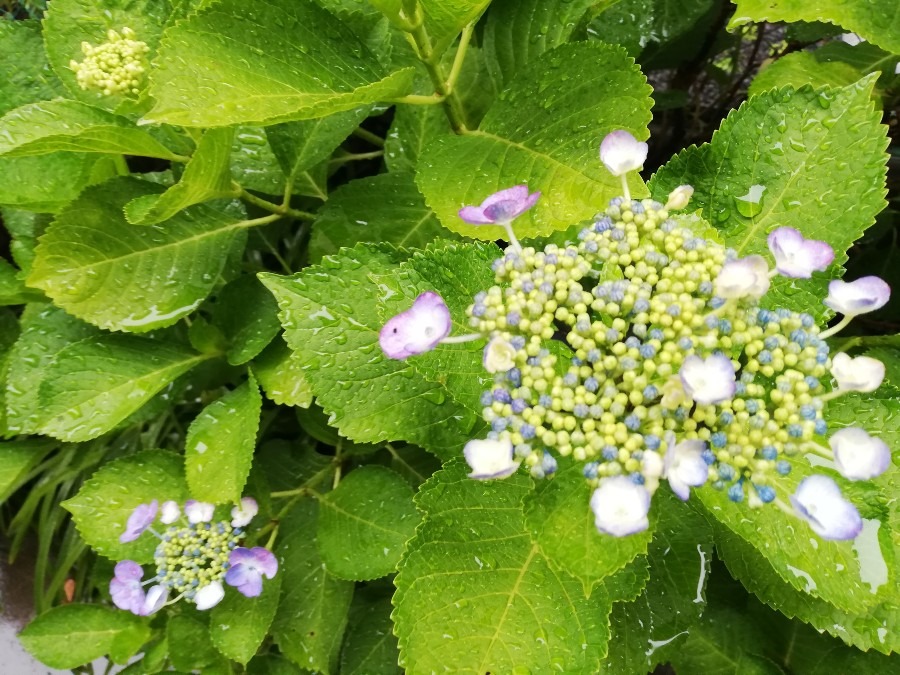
[
  {"left": 69, "top": 28, "right": 149, "bottom": 96},
  {"left": 110, "top": 497, "right": 277, "bottom": 616},
  {"left": 380, "top": 130, "right": 894, "bottom": 541}
]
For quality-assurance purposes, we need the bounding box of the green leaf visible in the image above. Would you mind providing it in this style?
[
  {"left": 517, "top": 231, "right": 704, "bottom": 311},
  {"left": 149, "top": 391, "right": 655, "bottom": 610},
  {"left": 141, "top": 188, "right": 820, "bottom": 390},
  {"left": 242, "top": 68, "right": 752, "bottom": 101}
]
[
  {"left": 256, "top": 440, "right": 333, "bottom": 493},
  {"left": 0, "top": 152, "right": 117, "bottom": 213},
  {"left": 729, "top": 0, "right": 900, "bottom": 54},
  {"left": 0, "top": 100, "right": 183, "bottom": 160},
  {"left": 524, "top": 460, "right": 655, "bottom": 594},
  {"left": 340, "top": 595, "right": 402, "bottom": 675},
  {"left": 0, "top": 440, "right": 56, "bottom": 504},
  {"left": 482, "top": 0, "right": 598, "bottom": 88},
  {"left": 750, "top": 52, "right": 868, "bottom": 98},
  {"left": 252, "top": 339, "right": 314, "bottom": 408},
  {"left": 168, "top": 615, "right": 229, "bottom": 672},
  {"left": 185, "top": 374, "right": 262, "bottom": 504},
  {"left": 125, "top": 128, "right": 236, "bottom": 225},
  {"left": 418, "top": 0, "right": 491, "bottom": 58},
  {"left": 261, "top": 242, "right": 491, "bottom": 459},
  {"left": 42, "top": 0, "right": 174, "bottom": 108},
  {"left": 212, "top": 275, "right": 282, "bottom": 365},
  {"left": 383, "top": 104, "right": 450, "bottom": 172},
  {"left": 0, "top": 20, "right": 66, "bottom": 116},
  {"left": 28, "top": 177, "right": 249, "bottom": 332},
  {"left": 37, "top": 333, "right": 209, "bottom": 441},
  {"left": 0, "top": 207, "right": 45, "bottom": 272},
  {"left": 309, "top": 172, "right": 457, "bottom": 262},
  {"left": 20, "top": 604, "right": 151, "bottom": 670},
  {"left": 317, "top": 465, "right": 420, "bottom": 580},
  {"left": 649, "top": 77, "right": 889, "bottom": 319},
  {"left": 267, "top": 108, "right": 370, "bottom": 180},
  {"left": 146, "top": 0, "right": 415, "bottom": 127},
  {"left": 63, "top": 450, "right": 189, "bottom": 563},
  {"left": 210, "top": 571, "right": 283, "bottom": 665},
  {"left": 417, "top": 41, "right": 653, "bottom": 240},
  {"left": 394, "top": 461, "right": 613, "bottom": 673},
  {"left": 230, "top": 125, "right": 329, "bottom": 199},
  {"left": 272, "top": 499, "right": 355, "bottom": 675},
  {"left": 604, "top": 495, "right": 715, "bottom": 673},
  {"left": 248, "top": 654, "right": 311, "bottom": 675}
]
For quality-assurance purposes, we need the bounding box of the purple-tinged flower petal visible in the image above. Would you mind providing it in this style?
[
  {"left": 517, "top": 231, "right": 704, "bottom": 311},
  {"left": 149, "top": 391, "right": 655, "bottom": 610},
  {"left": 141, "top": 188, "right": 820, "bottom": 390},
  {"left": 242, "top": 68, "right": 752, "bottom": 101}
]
[
  {"left": 194, "top": 581, "right": 225, "bottom": 610},
  {"left": 463, "top": 438, "right": 519, "bottom": 480},
  {"left": 379, "top": 291, "right": 452, "bottom": 360},
  {"left": 790, "top": 475, "right": 862, "bottom": 540},
  {"left": 714, "top": 255, "right": 770, "bottom": 299},
  {"left": 830, "top": 353, "right": 885, "bottom": 393},
  {"left": 160, "top": 500, "right": 180, "bottom": 525},
  {"left": 599, "top": 130, "right": 648, "bottom": 176},
  {"left": 231, "top": 497, "right": 258, "bottom": 528},
  {"left": 664, "top": 439, "right": 709, "bottom": 501},
  {"left": 119, "top": 500, "right": 158, "bottom": 543},
  {"left": 109, "top": 561, "right": 145, "bottom": 613},
  {"left": 483, "top": 337, "right": 516, "bottom": 373},
  {"left": 458, "top": 185, "right": 540, "bottom": 225},
  {"left": 139, "top": 585, "right": 168, "bottom": 616},
  {"left": 114, "top": 560, "right": 143, "bottom": 581},
  {"left": 590, "top": 476, "right": 651, "bottom": 537},
  {"left": 767, "top": 227, "right": 834, "bottom": 278},
  {"left": 825, "top": 277, "right": 891, "bottom": 317},
  {"left": 225, "top": 547, "right": 278, "bottom": 598},
  {"left": 830, "top": 428, "right": 891, "bottom": 481},
  {"left": 184, "top": 499, "right": 215, "bottom": 524},
  {"left": 680, "top": 354, "right": 736, "bottom": 405}
]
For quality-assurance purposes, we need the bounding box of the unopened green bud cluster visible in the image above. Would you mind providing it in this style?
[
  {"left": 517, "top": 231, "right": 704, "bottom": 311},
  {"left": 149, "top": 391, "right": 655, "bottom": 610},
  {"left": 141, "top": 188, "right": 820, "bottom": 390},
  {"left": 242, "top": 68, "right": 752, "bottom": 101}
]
[
  {"left": 468, "top": 197, "right": 831, "bottom": 500},
  {"left": 69, "top": 28, "right": 149, "bottom": 96},
  {"left": 154, "top": 521, "right": 240, "bottom": 601}
]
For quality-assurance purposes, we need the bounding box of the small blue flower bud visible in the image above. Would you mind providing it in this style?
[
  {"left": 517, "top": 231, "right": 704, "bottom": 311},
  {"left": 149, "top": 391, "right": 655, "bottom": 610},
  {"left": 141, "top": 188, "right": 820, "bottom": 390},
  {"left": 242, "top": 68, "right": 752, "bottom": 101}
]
[
  {"left": 573, "top": 404, "right": 589, "bottom": 418},
  {"left": 800, "top": 405, "right": 816, "bottom": 420},
  {"left": 764, "top": 336, "right": 779, "bottom": 349},
  {"left": 493, "top": 388, "right": 511, "bottom": 403},
  {"left": 709, "top": 297, "right": 726, "bottom": 309},
  {"left": 814, "top": 419, "right": 828, "bottom": 435},
  {"left": 718, "top": 464, "right": 735, "bottom": 480},
  {"left": 545, "top": 254, "right": 558, "bottom": 265},
  {"left": 584, "top": 240, "right": 599, "bottom": 253},
  {"left": 701, "top": 449, "right": 716, "bottom": 465},
  {"left": 520, "top": 424, "right": 536, "bottom": 439},
  {"left": 678, "top": 337, "right": 693, "bottom": 350},
  {"left": 761, "top": 446, "right": 778, "bottom": 460},
  {"left": 594, "top": 216, "right": 613, "bottom": 231},
  {"left": 521, "top": 281, "right": 534, "bottom": 293},
  {"left": 728, "top": 483, "right": 745, "bottom": 502},
  {"left": 643, "top": 385, "right": 659, "bottom": 400},
  {"left": 511, "top": 336, "right": 526, "bottom": 349},
  {"left": 540, "top": 282, "right": 553, "bottom": 294},
  {"left": 583, "top": 462, "right": 599, "bottom": 478},
  {"left": 699, "top": 281, "right": 713, "bottom": 295},
  {"left": 640, "top": 344, "right": 657, "bottom": 358},
  {"left": 602, "top": 446, "right": 618, "bottom": 461},
  {"left": 625, "top": 336, "right": 641, "bottom": 348},
  {"left": 541, "top": 452, "right": 558, "bottom": 475},
  {"left": 585, "top": 377, "right": 600, "bottom": 393},
  {"left": 480, "top": 391, "right": 493, "bottom": 406},
  {"left": 775, "top": 460, "right": 791, "bottom": 475},
  {"left": 631, "top": 472, "right": 645, "bottom": 485},
  {"left": 610, "top": 229, "right": 625, "bottom": 242},
  {"left": 755, "top": 485, "right": 776, "bottom": 503},
  {"left": 718, "top": 319, "right": 731, "bottom": 333},
  {"left": 667, "top": 305, "right": 681, "bottom": 317},
  {"left": 624, "top": 414, "right": 640, "bottom": 430},
  {"left": 805, "top": 376, "right": 820, "bottom": 390},
  {"left": 800, "top": 313, "right": 814, "bottom": 327},
  {"left": 606, "top": 329, "right": 620, "bottom": 342},
  {"left": 705, "top": 315, "right": 719, "bottom": 329},
  {"left": 507, "top": 311, "right": 521, "bottom": 326},
  {"left": 563, "top": 373, "right": 578, "bottom": 386},
  {"left": 746, "top": 400, "right": 759, "bottom": 414},
  {"left": 512, "top": 398, "right": 527, "bottom": 414},
  {"left": 644, "top": 434, "right": 661, "bottom": 450},
  {"left": 539, "top": 395, "right": 553, "bottom": 407},
  {"left": 621, "top": 357, "right": 637, "bottom": 370},
  {"left": 710, "top": 432, "right": 727, "bottom": 448},
  {"left": 649, "top": 329, "right": 664, "bottom": 340},
  {"left": 787, "top": 424, "right": 803, "bottom": 438},
  {"left": 718, "top": 411, "right": 734, "bottom": 425},
  {"left": 758, "top": 350, "right": 772, "bottom": 364},
  {"left": 507, "top": 368, "right": 522, "bottom": 386},
  {"left": 491, "top": 418, "right": 508, "bottom": 432}
]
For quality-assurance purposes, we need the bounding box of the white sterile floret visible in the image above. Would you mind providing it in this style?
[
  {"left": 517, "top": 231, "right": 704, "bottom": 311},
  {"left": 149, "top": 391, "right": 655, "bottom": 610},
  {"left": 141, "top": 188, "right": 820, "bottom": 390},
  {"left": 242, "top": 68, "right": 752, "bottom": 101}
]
[
  {"left": 830, "top": 427, "right": 891, "bottom": 480},
  {"left": 160, "top": 500, "right": 180, "bottom": 525},
  {"left": 483, "top": 337, "right": 516, "bottom": 373},
  {"left": 679, "top": 354, "right": 736, "bottom": 405},
  {"left": 664, "top": 185, "right": 694, "bottom": 211},
  {"left": 830, "top": 352, "right": 885, "bottom": 393},
  {"left": 194, "top": 581, "right": 225, "bottom": 610},
  {"left": 141, "top": 585, "right": 168, "bottom": 616},
  {"left": 664, "top": 439, "right": 709, "bottom": 500},
  {"left": 599, "top": 130, "right": 648, "bottom": 176},
  {"left": 590, "top": 476, "right": 651, "bottom": 537},
  {"left": 824, "top": 277, "right": 890, "bottom": 317},
  {"left": 184, "top": 500, "right": 215, "bottom": 524},
  {"left": 231, "top": 497, "right": 259, "bottom": 528},
  {"left": 463, "top": 438, "right": 519, "bottom": 480},
  {"left": 714, "top": 255, "right": 770, "bottom": 299},
  {"left": 790, "top": 475, "right": 862, "bottom": 541}
]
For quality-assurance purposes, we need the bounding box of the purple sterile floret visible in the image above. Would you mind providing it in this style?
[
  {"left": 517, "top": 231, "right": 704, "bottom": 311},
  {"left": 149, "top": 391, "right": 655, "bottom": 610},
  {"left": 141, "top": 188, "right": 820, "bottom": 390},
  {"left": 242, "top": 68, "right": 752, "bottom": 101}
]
[
  {"left": 119, "top": 500, "right": 158, "bottom": 543},
  {"left": 824, "top": 276, "right": 891, "bottom": 316},
  {"left": 109, "top": 560, "right": 145, "bottom": 613},
  {"left": 225, "top": 547, "right": 279, "bottom": 598},
  {"left": 458, "top": 185, "right": 540, "bottom": 225},
  {"left": 379, "top": 291, "right": 452, "bottom": 360},
  {"left": 767, "top": 227, "right": 834, "bottom": 278},
  {"left": 790, "top": 475, "right": 862, "bottom": 541}
]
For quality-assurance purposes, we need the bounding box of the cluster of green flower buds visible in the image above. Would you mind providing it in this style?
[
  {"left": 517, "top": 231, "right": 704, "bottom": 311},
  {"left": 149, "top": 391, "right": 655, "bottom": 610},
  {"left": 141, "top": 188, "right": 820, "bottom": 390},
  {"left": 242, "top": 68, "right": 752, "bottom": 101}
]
[{"left": 69, "top": 27, "right": 149, "bottom": 96}]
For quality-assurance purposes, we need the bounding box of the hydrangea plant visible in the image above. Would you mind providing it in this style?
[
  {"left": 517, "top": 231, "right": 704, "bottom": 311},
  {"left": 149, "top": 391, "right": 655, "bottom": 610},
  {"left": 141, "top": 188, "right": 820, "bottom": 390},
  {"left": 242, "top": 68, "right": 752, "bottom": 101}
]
[{"left": 0, "top": 0, "right": 898, "bottom": 673}]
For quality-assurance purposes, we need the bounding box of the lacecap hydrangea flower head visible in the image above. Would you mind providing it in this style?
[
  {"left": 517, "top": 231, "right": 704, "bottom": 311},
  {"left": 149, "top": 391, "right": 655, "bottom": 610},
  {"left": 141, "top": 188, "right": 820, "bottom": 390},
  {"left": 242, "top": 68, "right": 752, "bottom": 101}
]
[
  {"left": 380, "top": 129, "right": 893, "bottom": 542},
  {"left": 110, "top": 496, "right": 277, "bottom": 615}
]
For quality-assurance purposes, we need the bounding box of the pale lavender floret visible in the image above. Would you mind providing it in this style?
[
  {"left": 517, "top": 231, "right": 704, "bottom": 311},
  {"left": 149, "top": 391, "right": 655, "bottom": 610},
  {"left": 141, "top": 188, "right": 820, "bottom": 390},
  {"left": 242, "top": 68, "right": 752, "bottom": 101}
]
[
  {"left": 599, "top": 130, "right": 648, "bottom": 176},
  {"left": 790, "top": 475, "right": 862, "bottom": 540},
  {"left": 225, "top": 547, "right": 279, "bottom": 598},
  {"left": 458, "top": 185, "right": 540, "bottom": 225},
  {"left": 824, "top": 277, "right": 891, "bottom": 317},
  {"left": 119, "top": 500, "right": 158, "bottom": 543},
  {"left": 714, "top": 255, "right": 770, "bottom": 299},
  {"left": 379, "top": 291, "right": 452, "bottom": 360},
  {"left": 184, "top": 499, "right": 214, "bottom": 524},
  {"left": 830, "top": 428, "right": 891, "bottom": 481},
  {"left": 664, "top": 439, "right": 709, "bottom": 500},
  {"left": 590, "top": 476, "right": 651, "bottom": 536},
  {"left": 767, "top": 227, "right": 834, "bottom": 278},
  {"left": 464, "top": 438, "right": 519, "bottom": 480},
  {"left": 109, "top": 560, "right": 145, "bottom": 613},
  {"left": 679, "top": 354, "right": 736, "bottom": 405}
]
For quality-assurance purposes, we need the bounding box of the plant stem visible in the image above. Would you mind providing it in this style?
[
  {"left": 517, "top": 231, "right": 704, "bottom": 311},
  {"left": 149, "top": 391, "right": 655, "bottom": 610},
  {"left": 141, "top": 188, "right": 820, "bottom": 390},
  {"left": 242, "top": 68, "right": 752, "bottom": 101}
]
[
  {"left": 352, "top": 127, "right": 386, "bottom": 147},
  {"left": 407, "top": 20, "right": 470, "bottom": 133},
  {"left": 329, "top": 150, "right": 384, "bottom": 166},
  {"left": 112, "top": 154, "right": 130, "bottom": 176},
  {"left": 234, "top": 183, "right": 316, "bottom": 220}
]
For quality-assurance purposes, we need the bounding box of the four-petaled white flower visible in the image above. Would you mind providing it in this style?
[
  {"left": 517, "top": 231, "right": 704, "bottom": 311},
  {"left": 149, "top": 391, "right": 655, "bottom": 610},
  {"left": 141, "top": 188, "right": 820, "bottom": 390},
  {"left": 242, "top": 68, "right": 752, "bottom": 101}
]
[
  {"left": 483, "top": 337, "right": 516, "bottom": 373},
  {"left": 824, "top": 277, "right": 890, "bottom": 317},
  {"left": 664, "top": 439, "right": 709, "bottom": 500},
  {"left": 830, "top": 352, "right": 885, "bottom": 393},
  {"left": 160, "top": 500, "right": 180, "bottom": 525},
  {"left": 184, "top": 499, "right": 215, "bottom": 524},
  {"left": 590, "top": 476, "right": 651, "bottom": 537},
  {"left": 599, "top": 130, "right": 648, "bottom": 176},
  {"left": 379, "top": 291, "right": 452, "bottom": 360},
  {"left": 463, "top": 438, "right": 519, "bottom": 480},
  {"left": 714, "top": 255, "right": 770, "bottom": 299},
  {"left": 790, "top": 475, "right": 862, "bottom": 540},
  {"left": 767, "top": 227, "right": 834, "bottom": 278},
  {"left": 679, "top": 354, "right": 736, "bottom": 405},
  {"left": 231, "top": 497, "right": 259, "bottom": 528},
  {"left": 194, "top": 581, "right": 225, "bottom": 610},
  {"left": 830, "top": 427, "right": 891, "bottom": 480},
  {"left": 664, "top": 185, "right": 694, "bottom": 211}
]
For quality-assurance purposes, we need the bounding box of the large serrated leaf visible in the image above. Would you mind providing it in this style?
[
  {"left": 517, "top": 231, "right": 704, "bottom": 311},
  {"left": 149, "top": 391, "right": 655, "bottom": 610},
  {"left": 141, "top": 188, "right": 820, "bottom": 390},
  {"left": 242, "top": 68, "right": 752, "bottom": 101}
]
[
  {"left": 0, "top": 20, "right": 66, "bottom": 116},
  {"left": 394, "top": 461, "right": 613, "bottom": 673},
  {"left": 649, "top": 76, "right": 888, "bottom": 320},
  {"left": 0, "top": 440, "right": 56, "bottom": 504},
  {"left": 145, "top": 0, "right": 415, "bottom": 127},
  {"left": 251, "top": 339, "right": 313, "bottom": 408},
  {"left": 62, "top": 450, "right": 189, "bottom": 563},
  {"left": 340, "top": 594, "right": 401, "bottom": 675},
  {"left": 417, "top": 41, "right": 653, "bottom": 240},
  {"left": 210, "top": 572, "right": 282, "bottom": 666},
  {"left": 28, "top": 177, "right": 249, "bottom": 333}
]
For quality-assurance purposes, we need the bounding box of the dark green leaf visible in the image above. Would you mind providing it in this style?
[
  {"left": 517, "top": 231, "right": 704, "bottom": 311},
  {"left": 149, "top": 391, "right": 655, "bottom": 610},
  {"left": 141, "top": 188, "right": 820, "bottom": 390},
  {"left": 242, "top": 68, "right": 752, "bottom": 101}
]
[
  {"left": 210, "top": 571, "right": 282, "bottom": 665},
  {"left": 212, "top": 275, "right": 282, "bottom": 365},
  {"left": 340, "top": 595, "right": 401, "bottom": 675},
  {"left": 0, "top": 20, "right": 66, "bottom": 116}
]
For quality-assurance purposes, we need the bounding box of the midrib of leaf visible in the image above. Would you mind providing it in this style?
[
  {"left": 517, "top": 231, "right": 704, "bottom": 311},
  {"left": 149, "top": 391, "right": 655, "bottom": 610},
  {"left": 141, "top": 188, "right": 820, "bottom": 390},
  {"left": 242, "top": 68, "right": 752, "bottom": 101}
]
[
  {"left": 466, "top": 129, "right": 601, "bottom": 184},
  {"left": 398, "top": 210, "right": 438, "bottom": 247},
  {"left": 320, "top": 495, "right": 406, "bottom": 537}
]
